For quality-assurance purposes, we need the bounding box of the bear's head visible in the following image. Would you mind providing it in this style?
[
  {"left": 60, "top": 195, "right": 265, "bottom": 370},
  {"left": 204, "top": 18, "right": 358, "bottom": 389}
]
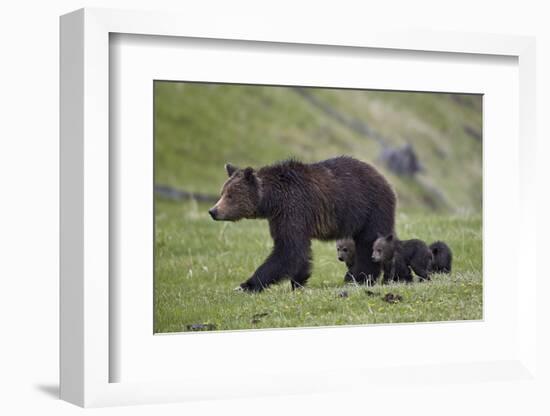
[
  {"left": 372, "top": 233, "right": 395, "bottom": 263},
  {"left": 208, "top": 163, "right": 260, "bottom": 221},
  {"left": 336, "top": 239, "right": 355, "bottom": 264}
]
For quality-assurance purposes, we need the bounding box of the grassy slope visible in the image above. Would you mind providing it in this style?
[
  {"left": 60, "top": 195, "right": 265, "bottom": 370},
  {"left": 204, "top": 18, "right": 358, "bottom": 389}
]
[
  {"left": 154, "top": 82, "right": 482, "bottom": 214},
  {"left": 153, "top": 82, "right": 483, "bottom": 333}
]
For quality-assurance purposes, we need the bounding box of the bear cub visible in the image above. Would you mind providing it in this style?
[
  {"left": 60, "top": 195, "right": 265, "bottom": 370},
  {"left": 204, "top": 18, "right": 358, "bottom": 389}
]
[
  {"left": 338, "top": 237, "right": 453, "bottom": 283},
  {"left": 429, "top": 241, "right": 453, "bottom": 273},
  {"left": 335, "top": 239, "right": 356, "bottom": 283},
  {"left": 371, "top": 234, "right": 433, "bottom": 283}
]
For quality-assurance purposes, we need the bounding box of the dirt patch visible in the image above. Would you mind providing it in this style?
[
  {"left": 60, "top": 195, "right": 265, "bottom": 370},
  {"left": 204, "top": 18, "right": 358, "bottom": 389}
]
[
  {"left": 251, "top": 312, "right": 270, "bottom": 324},
  {"left": 382, "top": 293, "right": 403, "bottom": 303}
]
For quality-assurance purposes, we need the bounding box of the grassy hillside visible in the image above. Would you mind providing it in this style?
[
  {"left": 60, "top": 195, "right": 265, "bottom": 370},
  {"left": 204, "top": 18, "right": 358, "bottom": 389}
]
[{"left": 154, "top": 82, "right": 482, "bottom": 214}]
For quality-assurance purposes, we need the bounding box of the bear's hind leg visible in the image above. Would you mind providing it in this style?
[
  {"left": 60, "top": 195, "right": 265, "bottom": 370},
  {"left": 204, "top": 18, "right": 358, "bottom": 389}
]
[
  {"left": 352, "top": 237, "right": 381, "bottom": 285},
  {"left": 410, "top": 255, "right": 431, "bottom": 282},
  {"left": 395, "top": 259, "right": 413, "bottom": 283}
]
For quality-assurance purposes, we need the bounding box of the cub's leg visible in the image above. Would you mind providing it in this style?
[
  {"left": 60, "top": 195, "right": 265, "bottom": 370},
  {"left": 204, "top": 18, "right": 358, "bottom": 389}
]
[
  {"left": 394, "top": 256, "right": 413, "bottom": 283},
  {"left": 410, "top": 253, "right": 432, "bottom": 282}
]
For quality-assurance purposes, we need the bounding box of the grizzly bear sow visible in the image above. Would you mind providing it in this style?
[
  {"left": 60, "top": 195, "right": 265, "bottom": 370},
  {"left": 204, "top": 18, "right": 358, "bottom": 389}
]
[{"left": 209, "top": 156, "right": 396, "bottom": 292}]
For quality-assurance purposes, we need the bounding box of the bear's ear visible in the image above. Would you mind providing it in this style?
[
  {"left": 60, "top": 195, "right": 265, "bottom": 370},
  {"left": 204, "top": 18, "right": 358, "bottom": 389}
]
[
  {"left": 377, "top": 232, "right": 384, "bottom": 239},
  {"left": 385, "top": 233, "right": 394, "bottom": 242},
  {"left": 225, "top": 163, "right": 239, "bottom": 177},
  {"left": 243, "top": 167, "right": 256, "bottom": 183}
]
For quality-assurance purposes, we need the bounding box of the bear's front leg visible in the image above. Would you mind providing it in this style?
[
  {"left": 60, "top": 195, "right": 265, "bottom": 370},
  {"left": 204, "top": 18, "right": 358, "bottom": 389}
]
[
  {"left": 238, "top": 257, "right": 280, "bottom": 292},
  {"left": 289, "top": 258, "right": 312, "bottom": 290},
  {"left": 343, "top": 270, "right": 356, "bottom": 284},
  {"left": 382, "top": 262, "right": 394, "bottom": 284},
  {"left": 239, "top": 239, "right": 311, "bottom": 292}
]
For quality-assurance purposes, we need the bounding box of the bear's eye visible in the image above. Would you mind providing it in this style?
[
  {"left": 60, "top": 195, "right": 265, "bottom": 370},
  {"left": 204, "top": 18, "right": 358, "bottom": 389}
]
[
  {"left": 226, "top": 194, "right": 232, "bottom": 200},
  {"left": 343, "top": 248, "right": 348, "bottom": 252}
]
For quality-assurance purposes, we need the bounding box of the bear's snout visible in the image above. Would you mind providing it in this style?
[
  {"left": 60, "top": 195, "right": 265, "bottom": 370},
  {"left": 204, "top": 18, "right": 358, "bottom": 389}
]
[
  {"left": 338, "top": 256, "right": 344, "bottom": 262},
  {"left": 208, "top": 207, "right": 218, "bottom": 220}
]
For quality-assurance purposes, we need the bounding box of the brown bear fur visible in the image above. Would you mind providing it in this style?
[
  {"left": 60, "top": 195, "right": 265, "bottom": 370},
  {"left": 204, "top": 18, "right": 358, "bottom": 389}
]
[{"left": 209, "top": 156, "right": 396, "bottom": 291}]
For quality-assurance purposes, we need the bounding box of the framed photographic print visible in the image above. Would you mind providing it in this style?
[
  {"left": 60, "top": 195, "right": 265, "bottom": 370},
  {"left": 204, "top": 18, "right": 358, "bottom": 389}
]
[
  {"left": 152, "top": 80, "right": 483, "bottom": 333},
  {"left": 60, "top": 8, "right": 538, "bottom": 408}
]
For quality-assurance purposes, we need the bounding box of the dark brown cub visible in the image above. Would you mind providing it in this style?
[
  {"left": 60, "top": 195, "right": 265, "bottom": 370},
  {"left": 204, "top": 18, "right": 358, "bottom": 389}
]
[
  {"left": 336, "top": 239, "right": 356, "bottom": 283},
  {"left": 429, "top": 241, "right": 453, "bottom": 273},
  {"left": 372, "top": 234, "right": 433, "bottom": 283}
]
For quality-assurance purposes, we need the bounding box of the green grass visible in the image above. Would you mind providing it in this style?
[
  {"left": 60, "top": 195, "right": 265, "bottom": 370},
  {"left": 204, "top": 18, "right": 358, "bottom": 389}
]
[{"left": 154, "top": 200, "right": 482, "bottom": 333}]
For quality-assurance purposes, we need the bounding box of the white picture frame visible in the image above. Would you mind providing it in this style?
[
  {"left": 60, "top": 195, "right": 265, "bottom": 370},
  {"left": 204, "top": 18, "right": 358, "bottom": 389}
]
[{"left": 60, "top": 8, "right": 538, "bottom": 408}]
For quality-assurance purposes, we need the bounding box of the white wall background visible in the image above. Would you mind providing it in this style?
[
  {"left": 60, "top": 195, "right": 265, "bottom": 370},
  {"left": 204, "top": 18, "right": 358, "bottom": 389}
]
[{"left": 0, "top": 1, "right": 548, "bottom": 415}]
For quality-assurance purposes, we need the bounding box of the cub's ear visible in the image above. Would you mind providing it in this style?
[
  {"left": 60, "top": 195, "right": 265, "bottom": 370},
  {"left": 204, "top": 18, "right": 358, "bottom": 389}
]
[
  {"left": 225, "top": 163, "right": 239, "bottom": 177},
  {"left": 385, "top": 233, "right": 394, "bottom": 242},
  {"left": 243, "top": 167, "right": 256, "bottom": 183},
  {"left": 377, "top": 232, "right": 384, "bottom": 239}
]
